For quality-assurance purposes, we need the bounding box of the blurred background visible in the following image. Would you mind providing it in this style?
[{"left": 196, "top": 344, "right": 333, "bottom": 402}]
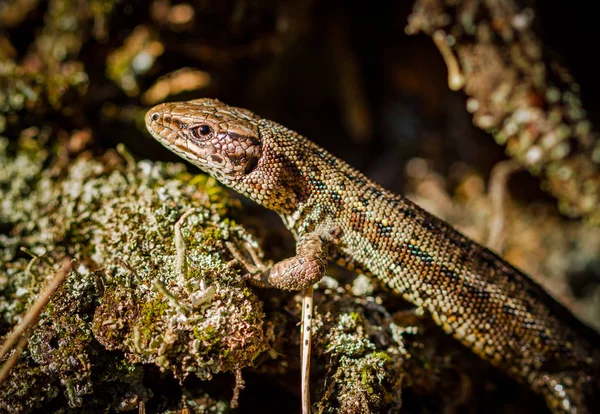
[
  {"left": 0, "top": 1, "right": 597, "bottom": 189},
  {"left": 1, "top": 0, "right": 598, "bottom": 191}
]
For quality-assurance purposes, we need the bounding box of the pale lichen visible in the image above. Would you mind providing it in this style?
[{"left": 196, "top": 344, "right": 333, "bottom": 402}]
[{"left": 0, "top": 136, "right": 268, "bottom": 411}]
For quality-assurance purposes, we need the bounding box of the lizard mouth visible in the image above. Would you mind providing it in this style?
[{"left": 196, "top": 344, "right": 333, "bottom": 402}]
[
  {"left": 145, "top": 106, "right": 209, "bottom": 165},
  {"left": 146, "top": 115, "right": 184, "bottom": 157}
]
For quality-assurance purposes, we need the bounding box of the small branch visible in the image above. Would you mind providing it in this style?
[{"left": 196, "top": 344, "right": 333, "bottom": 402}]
[
  {"left": 432, "top": 30, "right": 465, "bottom": 91},
  {"left": 174, "top": 208, "right": 196, "bottom": 284},
  {"left": 0, "top": 335, "right": 29, "bottom": 385},
  {"left": 230, "top": 369, "right": 245, "bottom": 409},
  {"left": 300, "top": 286, "right": 314, "bottom": 414},
  {"left": 407, "top": 0, "right": 600, "bottom": 222},
  {"left": 154, "top": 281, "right": 191, "bottom": 315},
  {"left": 0, "top": 258, "right": 73, "bottom": 385},
  {"left": 116, "top": 143, "right": 137, "bottom": 172},
  {"left": 487, "top": 160, "right": 522, "bottom": 252}
]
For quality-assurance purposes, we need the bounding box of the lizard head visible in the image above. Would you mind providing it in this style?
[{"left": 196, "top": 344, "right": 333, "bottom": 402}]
[
  {"left": 145, "top": 98, "right": 262, "bottom": 185},
  {"left": 145, "top": 98, "right": 310, "bottom": 215}
]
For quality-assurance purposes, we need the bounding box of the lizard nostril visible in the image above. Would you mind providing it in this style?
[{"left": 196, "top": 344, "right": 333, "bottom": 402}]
[{"left": 151, "top": 112, "right": 160, "bottom": 122}]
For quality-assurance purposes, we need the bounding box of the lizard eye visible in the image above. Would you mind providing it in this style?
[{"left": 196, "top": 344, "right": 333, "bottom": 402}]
[
  {"left": 191, "top": 124, "right": 212, "bottom": 139},
  {"left": 198, "top": 125, "right": 211, "bottom": 135}
]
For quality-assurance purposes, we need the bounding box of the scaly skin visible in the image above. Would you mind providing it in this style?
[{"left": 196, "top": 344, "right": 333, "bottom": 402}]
[{"left": 145, "top": 98, "right": 599, "bottom": 413}]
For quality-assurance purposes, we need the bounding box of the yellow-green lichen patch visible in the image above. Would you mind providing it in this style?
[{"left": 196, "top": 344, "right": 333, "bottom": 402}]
[
  {"left": 311, "top": 291, "right": 408, "bottom": 414},
  {"left": 323, "top": 312, "right": 376, "bottom": 357},
  {"left": 318, "top": 352, "right": 394, "bottom": 414}
]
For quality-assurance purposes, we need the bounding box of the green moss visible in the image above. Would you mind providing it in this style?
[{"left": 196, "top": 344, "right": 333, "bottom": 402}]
[
  {"left": 1, "top": 137, "right": 269, "bottom": 410},
  {"left": 141, "top": 297, "right": 169, "bottom": 326}
]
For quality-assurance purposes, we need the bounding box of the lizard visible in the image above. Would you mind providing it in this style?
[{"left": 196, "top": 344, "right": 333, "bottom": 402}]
[{"left": 145, "top": 98, "right": 599, "bottom": 413}]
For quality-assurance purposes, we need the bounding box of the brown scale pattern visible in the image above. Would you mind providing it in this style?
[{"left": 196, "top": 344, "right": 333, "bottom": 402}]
[{"left": 146, "top": 98, "right": 599, "bottom": 414}]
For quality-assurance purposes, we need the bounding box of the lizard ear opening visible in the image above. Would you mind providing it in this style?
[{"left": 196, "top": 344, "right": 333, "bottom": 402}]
[{"left": 243, "top": 156, "right": 259, "bottom": 175}]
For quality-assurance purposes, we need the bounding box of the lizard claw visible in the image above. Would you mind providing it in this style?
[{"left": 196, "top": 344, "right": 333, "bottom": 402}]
[{"left": 225, "top": 240, "right": 271, "bottom": 275}]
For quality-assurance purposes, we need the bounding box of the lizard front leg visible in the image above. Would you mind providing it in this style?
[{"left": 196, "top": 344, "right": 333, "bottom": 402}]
[{"left": 244, "top": 232, "right": 328, "bottom": 291}]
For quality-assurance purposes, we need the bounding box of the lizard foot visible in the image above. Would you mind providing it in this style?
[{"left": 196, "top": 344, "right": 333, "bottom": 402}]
[{"left": 225, "top": 240, "right": 274, "bottom": 286}]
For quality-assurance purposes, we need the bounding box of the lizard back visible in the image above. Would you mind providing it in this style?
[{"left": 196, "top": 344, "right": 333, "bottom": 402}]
[{"left": 146, "top": 98, "right": 599, "bottom": 413}]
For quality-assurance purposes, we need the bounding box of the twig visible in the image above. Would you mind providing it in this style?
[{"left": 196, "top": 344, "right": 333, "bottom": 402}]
[
  {"left": 487, "top": 160, "right": 522, "bottom": 252},
  {"left": 153, "top": 281, "right": 191, "bottom": 315},
  {"left": 432, "top": 30, "right": 465, "bottom": 91},
  {"left": 0, "top": 257, "right": 72, "bottom": 385},
  {"left": 300, "top": 286, "right": 314, "bottom": 414},
  {"left": 174, "top": 208, "right": 196, "bottom": 283},
  {"left": 0, "top": 335, "right": 29, "bottom": 385},
  {"left": 116, "top": 143, "right": 137, "bottom": 172},
  {"left": 230, "top": 368, "right": 245, "bottom": 409}
]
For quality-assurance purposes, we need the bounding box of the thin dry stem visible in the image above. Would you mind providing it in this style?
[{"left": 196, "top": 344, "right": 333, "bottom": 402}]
[
  {"left": 300, "top": 286, "right": 314, "bottom": 414},
  {"left": 175, "top": 207, "right": 196, "bottom": 283},
  {"left": 487, "top": 160, "right": 522, "bottom": 252},
  {"left": 0, "top": 258, "right": 72, "bottom": 385}
]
